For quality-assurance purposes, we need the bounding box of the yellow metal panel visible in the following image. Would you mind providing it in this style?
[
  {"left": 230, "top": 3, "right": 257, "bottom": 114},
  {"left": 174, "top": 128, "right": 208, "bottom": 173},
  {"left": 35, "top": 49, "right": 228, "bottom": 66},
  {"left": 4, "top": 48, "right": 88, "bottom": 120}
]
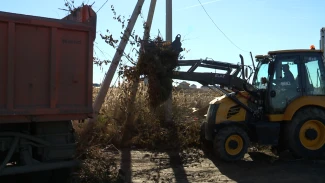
[
  {"left": 228, "top": 107, "right": 247, "bottom": 122},
  {"left": 268, "top": 96, "right": 325, "bottom": 122},
  {"left": 267, "top": 114, "right": 284, "bottom": 122},
  {"left": 283, "top": 96, "right": 325, "bottom": 120},
  {"left": 215, "top": 91, "right": 248, "bottom": 124}
]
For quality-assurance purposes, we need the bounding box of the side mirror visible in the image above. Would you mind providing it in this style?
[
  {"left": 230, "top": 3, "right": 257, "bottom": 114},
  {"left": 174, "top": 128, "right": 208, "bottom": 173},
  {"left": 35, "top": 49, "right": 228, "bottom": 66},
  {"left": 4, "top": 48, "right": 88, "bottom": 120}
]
[
  {"left": 268, "top": 62, "right": 274, "bottom": 76},
  {"left": 239, "top": 54, "right": 245, "bottom": 80},
  {"left": 245, "top": 67, "right": 248, "bottom": 79}
]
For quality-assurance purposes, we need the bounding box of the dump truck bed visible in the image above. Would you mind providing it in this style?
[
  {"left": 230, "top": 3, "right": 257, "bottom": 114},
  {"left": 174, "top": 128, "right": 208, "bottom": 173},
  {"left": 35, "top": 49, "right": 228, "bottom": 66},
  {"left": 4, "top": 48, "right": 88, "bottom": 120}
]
[{"left": 0, "top": 8, "right": 96, "bottom": 123}]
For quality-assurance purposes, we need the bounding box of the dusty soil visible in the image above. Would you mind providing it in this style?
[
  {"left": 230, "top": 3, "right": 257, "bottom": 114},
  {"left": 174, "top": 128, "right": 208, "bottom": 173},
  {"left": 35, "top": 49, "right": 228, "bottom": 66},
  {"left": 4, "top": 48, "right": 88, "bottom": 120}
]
[{"left": 110, "top": 148, "right": 325, "bottom": 183}]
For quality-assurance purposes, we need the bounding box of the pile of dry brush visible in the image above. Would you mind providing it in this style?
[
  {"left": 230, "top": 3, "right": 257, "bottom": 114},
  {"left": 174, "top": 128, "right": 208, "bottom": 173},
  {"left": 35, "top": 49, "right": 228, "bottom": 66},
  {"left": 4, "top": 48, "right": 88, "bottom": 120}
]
[
  {"left": 123, "top": 35, "right": 183, "bottom": 108},
  {"left": 72, "top": 86, "right": 217, "bottom": 182}
]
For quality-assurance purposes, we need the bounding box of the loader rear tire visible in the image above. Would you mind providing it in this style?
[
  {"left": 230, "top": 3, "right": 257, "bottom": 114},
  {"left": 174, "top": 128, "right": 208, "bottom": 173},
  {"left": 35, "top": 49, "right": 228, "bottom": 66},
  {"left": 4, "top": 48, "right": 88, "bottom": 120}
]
[
  {"left": 213, "top": 125, "right": 250, "bottom": 161},
  {"left": 286, "top": 107, "right": 325, "bottom": 159}
]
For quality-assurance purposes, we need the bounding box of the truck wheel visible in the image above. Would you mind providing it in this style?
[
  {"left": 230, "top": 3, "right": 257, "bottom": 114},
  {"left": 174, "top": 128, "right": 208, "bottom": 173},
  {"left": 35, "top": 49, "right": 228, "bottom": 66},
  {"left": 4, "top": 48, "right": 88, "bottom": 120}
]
[
  {"left": 213, "top": 125, "right": 250, "bottom": 161},
  {"left": 49, "top": 168, "right": 72, "bottom": 183},
  {"left": 286, "top": 107, "right": 325, "bottom": 159},
  {"left": 200, "top": 122, "right": 213, "bottom": 153},
  {"left": 17, "top": 168, "right": 72, "bottom": 183}
]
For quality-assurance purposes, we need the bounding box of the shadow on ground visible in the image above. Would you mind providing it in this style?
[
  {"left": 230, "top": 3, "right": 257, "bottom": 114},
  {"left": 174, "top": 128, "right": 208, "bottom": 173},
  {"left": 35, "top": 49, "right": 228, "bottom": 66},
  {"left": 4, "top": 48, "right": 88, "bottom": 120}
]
[
  {"left": 118, "top": 147, "right": 325, "bottom": 183},
  {"left": 205, "top": 150, "right": 325, "bottom": 183},
  {"left": 120, "top": 149, "right": 191, "bottom": 183},
  {"left": 120, "top": 121, "right": 190, "bottom": 183},
  {"left": 117, "top": 119, "right": 325, "bottom": 183}
]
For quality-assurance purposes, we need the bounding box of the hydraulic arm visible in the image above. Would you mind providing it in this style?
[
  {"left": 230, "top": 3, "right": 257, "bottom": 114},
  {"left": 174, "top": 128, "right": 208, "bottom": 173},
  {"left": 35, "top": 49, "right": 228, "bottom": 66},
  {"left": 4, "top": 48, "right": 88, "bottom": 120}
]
[{"left": 172, "top": 58, "right": 251, "bottom": 91}]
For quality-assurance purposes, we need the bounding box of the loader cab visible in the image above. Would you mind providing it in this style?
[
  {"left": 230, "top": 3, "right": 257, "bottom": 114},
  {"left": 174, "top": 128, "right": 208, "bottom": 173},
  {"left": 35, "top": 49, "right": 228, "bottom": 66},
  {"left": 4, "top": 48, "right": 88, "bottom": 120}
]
[{"left": 263, "top": 49, "right": 325, "bottom": 114}]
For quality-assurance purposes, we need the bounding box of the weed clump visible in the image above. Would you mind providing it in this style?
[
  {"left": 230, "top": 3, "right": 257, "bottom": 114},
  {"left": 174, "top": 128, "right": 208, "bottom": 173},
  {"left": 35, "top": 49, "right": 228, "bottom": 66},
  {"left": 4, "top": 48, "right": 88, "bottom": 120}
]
[
  {"left": 77, "top": 147, "right": 120, "bottom": 183},
  {"left": 123, "top": 35, "right": 183, "bottom": 108}
]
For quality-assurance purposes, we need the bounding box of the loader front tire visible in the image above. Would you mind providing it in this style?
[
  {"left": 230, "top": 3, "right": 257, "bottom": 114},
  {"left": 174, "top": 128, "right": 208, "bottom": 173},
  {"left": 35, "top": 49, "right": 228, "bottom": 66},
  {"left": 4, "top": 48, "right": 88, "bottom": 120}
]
[
  {"left": 286, "top": 107, "right": 325, "bottom": 159},
  {"left": 213, "top": 125, "right": 250, "bottom": 161}
]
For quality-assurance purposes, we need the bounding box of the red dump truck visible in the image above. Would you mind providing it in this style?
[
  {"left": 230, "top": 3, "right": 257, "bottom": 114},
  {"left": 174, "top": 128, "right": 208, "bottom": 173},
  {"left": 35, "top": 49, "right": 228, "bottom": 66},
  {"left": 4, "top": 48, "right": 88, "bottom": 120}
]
[{"left": 0, "top": 5, "right": 96, "bottom": 182}]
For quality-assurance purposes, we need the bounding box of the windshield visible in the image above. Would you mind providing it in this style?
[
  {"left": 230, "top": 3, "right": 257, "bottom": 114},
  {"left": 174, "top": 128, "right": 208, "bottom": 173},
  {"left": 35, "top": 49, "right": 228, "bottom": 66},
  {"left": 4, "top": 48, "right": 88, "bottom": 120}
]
[{"left": 252, "top": 62, "right": 269, "bottom": 89}]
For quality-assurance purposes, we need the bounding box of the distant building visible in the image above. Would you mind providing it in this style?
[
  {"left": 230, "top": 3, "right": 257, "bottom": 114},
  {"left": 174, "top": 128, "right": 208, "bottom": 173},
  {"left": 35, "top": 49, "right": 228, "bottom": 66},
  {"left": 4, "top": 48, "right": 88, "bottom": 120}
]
[
  {"left": 190, "top": 84, "right": 197, "bottom": 89},
  {"left": 93, "top": 83, "right": 100, "bottom": 87},
  {"left": 177, "top": 81, "right": 190, "bottom": 89}
]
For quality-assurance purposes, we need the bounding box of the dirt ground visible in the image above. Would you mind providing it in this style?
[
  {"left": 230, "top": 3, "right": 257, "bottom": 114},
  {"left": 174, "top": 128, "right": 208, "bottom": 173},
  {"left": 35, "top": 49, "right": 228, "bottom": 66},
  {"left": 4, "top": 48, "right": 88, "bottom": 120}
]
[{"left": 111, "top": 148, "right": 325, "bottom": 183}]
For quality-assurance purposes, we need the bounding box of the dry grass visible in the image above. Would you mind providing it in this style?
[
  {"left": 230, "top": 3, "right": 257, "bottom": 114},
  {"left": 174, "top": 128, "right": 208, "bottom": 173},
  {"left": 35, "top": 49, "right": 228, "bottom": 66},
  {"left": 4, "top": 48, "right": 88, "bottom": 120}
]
[{"left": 71, "top": 82, "right": 219, "bottom": 182}]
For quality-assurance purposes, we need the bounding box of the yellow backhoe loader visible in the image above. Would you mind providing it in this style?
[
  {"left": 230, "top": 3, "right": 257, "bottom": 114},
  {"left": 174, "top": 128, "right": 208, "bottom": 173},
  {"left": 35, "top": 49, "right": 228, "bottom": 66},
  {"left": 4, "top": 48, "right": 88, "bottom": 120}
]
[
  {"left": 201, "top": 47, "right": 325, "bottom": 161},
  {"left": 172, "top": 43, "right": 325, "bottom": 161}
]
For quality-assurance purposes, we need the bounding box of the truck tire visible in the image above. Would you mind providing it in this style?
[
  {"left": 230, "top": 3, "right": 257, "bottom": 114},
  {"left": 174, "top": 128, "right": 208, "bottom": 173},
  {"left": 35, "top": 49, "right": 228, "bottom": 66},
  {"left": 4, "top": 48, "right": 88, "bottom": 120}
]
[
  {"left": 49, "top": 168, "right": 72, "bottom": 183},
  {"left": 15, "top": 168, "right": 72, "bottom": 183},
  {"left": 213, "top": 125, "right": 250, "bottom": 161},
  {"left": 286, "top": 107, "right": 325, "bottom": 159},
  {"left": 21, "top": 120, "right": 76, "bottom": 183}
]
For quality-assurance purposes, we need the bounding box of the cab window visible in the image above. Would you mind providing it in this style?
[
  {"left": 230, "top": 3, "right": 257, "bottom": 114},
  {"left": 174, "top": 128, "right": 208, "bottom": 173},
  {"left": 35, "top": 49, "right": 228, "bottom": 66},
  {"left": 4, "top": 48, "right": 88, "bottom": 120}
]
[
  {"left": 253, "top": 62, "right": 269, "bottom": 89},
  {"left": 303, "top": 56, "right": 325, "bottom": 95},
  {"left": 273, "top": 56, "right": 298, "bottom": 86}
]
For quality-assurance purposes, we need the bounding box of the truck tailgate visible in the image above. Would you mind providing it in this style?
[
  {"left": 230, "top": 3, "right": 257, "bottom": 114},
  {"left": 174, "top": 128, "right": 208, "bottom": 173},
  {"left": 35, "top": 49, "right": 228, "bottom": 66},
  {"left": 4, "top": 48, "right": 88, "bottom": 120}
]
[{"left": 0, "top": 7, "right": 96, "bottom": 123}]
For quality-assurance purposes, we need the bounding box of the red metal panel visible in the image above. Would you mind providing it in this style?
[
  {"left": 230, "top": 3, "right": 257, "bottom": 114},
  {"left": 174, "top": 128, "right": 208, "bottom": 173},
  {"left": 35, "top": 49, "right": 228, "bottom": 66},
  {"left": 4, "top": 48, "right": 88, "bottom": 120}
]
[
  {"left": 0, "top": 7, "right": 96, "bottom": 123},
  {"left": 14, "top": 24, "right": 51, "bottom": 109},
  {"left": 56, "top": 28, "right": 88, "bottom": 109},
  {"left": 7, "top": 23, "right": 14, "bottom": 110},
  {"left": 87, "top": 31, "right": 93, "bottom": 112},
  {"left": 0, "top": 22, "right": 7, "bottom": 109},
  {"left": 50, "top": 27, "right": 57, "bottom": 109}
]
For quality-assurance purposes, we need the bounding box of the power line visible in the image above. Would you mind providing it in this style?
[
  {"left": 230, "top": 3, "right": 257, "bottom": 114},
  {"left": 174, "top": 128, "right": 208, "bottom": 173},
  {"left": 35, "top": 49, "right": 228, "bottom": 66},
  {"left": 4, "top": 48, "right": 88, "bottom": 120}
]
[
  {"left": 96, "top": 0, "right": 108, "bottom": 13},
  {"left": 197, "top": 0, "right": 249, "bottom": 52}
]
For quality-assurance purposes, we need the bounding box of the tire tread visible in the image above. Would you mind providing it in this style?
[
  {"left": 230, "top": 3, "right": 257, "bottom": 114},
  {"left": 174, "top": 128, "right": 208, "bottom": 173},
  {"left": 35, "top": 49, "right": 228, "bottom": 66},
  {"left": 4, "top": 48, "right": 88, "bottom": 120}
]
[
  {"left": 286, "top": 107, "right": 325, "bottom": 159},
  {"left": 213, "top": 125, "right": 250, "bottom": 161}
]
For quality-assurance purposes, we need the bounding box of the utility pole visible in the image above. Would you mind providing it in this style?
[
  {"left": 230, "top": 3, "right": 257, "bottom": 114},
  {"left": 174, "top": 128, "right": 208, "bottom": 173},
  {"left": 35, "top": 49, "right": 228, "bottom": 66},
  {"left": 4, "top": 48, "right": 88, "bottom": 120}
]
[
  {"left": 165, "top": 0, "right": 173, "bottom": 123},
  {"left": 90, "top": 0, "right": 145, "bottom": 122},
  {"left": 122, "top": 0, "right": 157, "bottom": 128},
  {"left": 144, "top": 0, "right": 157, "bottom": 40},
  {"left": 121, "top": 0, "right": 157, "bottom": 146}
]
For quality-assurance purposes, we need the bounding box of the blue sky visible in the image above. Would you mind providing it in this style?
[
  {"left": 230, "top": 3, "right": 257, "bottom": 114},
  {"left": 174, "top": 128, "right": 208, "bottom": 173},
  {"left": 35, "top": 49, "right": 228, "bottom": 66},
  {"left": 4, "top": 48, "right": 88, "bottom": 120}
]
[{"left": 1, "top": 0, "right": 323, "bottom": 87}]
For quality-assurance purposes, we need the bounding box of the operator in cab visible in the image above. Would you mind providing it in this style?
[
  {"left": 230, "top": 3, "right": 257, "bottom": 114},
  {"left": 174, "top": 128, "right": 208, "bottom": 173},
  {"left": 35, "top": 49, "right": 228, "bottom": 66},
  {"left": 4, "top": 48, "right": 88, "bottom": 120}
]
[
  {"left": 280, "top": 64, "right": 295, "bottom": 86},
  {"left": 259, "top": 64, "right": 295, "bottom": 87}
]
